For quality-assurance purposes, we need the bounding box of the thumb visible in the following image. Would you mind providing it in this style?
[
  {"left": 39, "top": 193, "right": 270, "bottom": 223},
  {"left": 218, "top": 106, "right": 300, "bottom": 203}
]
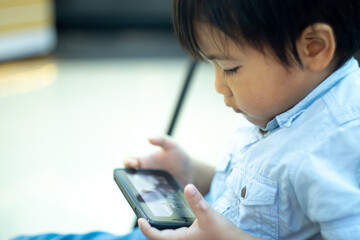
[
  {"left": 148, "top": 135, "right": 177, "bottom": 150},
  {"left": 184, "top": 184, "right": 213, "bottom": 227}
]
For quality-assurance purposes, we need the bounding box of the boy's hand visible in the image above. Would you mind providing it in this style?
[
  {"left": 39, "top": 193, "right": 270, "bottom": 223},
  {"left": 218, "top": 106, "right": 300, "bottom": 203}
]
[
  {"left": 138, "top": 184, "right": 264, "bottom": 240},
  {"left": 123, "top": 136, "right": 192, "bottom": 188}
]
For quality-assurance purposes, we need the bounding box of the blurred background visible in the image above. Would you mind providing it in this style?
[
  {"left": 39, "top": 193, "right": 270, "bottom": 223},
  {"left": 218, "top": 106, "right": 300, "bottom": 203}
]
[{"left": 0, "top": 0, "right": 239, "bottom": 239}]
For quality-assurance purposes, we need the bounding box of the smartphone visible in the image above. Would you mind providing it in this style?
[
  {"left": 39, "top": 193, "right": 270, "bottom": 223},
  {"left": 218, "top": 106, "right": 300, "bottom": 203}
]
[{"left": 113, "top": 168, "right": 196, "bottom": 229}]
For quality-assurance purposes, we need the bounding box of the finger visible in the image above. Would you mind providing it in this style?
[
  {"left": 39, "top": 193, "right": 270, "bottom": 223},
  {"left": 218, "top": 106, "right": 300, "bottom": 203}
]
[
  {"left": 138, "top": 218, "right": 165, "bottom": 240},
  {"left": 123, "top": 157, "right": 141, "bottom": 169},
  {"left": 138, "top": 218, "right": 188, "bottom": 240},
  {"left": 184, "top": 184, "right": 212, "bottom": 227},
  {"left": 148, "top": 136, "right": 177, "bottom": 150}
]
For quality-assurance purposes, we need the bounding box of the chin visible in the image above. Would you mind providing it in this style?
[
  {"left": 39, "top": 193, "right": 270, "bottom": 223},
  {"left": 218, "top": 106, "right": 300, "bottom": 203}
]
[{"left": 245, "top": 116, "right": 267, "bottom": 128}]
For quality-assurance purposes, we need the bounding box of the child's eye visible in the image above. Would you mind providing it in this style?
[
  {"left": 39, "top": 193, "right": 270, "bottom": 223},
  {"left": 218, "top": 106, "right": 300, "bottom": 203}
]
[{"left": 223, "top": 67, "right": 240, "bottom": 76}]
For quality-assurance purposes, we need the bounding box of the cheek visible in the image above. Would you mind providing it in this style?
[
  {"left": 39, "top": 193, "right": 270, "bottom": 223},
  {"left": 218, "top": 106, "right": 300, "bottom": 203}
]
[
  {"left": 228, "top": 73, "right": 262, "bottom": 101},
  {"left": 229, "top": 77, "right": 279, "bottom": 114},
  {"left": 231, "top": 83, "right": 264, "bottom": 109}
]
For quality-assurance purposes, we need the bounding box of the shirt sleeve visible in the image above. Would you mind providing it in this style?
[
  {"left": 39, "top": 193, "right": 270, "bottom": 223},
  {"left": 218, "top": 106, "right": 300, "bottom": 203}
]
[{"left": 292, "top": 119, "right": 360, "bottom": 239}]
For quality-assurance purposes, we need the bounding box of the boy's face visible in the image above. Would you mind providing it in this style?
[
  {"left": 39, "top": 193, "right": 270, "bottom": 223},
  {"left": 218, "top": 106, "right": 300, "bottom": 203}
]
[{"left": 196, "top": 23, "right": 316, "bottom": 128}]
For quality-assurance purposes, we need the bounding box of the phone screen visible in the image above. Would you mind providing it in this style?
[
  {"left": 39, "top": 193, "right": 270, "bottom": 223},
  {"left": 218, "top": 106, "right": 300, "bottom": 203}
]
[
  {"left": 127, "top": 172, "right": 193, "bottom": 218},
  {"left": 114, "top": 168, "right": 196, "bottom": 229}
]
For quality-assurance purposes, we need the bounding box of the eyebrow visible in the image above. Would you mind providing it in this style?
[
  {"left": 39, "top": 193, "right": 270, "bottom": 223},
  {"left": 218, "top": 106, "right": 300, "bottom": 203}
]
[{"left": 204, "top": 54, "right": 236, "bottom": 61}]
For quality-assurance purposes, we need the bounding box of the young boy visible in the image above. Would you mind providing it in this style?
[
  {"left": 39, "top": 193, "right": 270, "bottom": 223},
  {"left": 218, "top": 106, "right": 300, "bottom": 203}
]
[{"left": 13, "top": 0, "right": 360, "bottom": 239}]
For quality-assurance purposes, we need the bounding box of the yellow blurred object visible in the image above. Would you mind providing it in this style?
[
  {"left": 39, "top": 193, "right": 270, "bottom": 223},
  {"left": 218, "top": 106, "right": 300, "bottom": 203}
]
[
  {"left": 0, "top": 58, "right": 57, "bottom": 98},
  {"left": 0, "top": 0, "right": 56, "bottom": 61}
]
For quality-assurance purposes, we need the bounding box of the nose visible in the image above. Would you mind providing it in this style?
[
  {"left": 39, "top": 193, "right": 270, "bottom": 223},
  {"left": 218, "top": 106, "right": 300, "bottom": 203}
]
[{"left": 214, "top": 70, "right": 232, "bottom": 97}]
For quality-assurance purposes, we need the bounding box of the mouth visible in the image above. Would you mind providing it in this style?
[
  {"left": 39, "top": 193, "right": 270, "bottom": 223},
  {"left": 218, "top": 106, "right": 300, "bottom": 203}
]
[
  {"left": 226, "top": 104, "right": 243, "bottom": 113},
  {"left": 232, "top": 108, "right": 243, "bottom": 113},
  {"left": 224, "top": 99, "right": 243, "bottom": 113}
]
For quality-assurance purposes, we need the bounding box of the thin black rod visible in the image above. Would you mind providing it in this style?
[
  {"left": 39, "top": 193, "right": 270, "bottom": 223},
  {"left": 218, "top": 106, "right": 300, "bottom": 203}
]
[
  {"left": 166, "top": 60, "right": 197, "bottom": 136},
  {"left": 132, "top": 60, "right": 197, "bottom": 229}
]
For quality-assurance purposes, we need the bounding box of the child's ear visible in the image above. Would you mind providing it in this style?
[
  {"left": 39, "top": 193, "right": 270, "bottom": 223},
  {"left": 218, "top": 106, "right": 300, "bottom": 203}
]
[{"left": 296, "top": 23, "right": 336, "bottom": 71}]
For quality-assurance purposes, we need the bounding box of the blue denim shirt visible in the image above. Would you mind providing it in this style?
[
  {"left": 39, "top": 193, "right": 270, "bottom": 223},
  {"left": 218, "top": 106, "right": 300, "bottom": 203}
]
[{"left": 207, "top": 58, "right": 360, "bottom": 240}]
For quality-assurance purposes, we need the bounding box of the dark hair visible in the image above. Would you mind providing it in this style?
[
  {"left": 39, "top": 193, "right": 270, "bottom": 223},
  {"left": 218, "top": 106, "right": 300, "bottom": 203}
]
[{"left": 172, "top": 0, "right": 360, "bottom": 68}]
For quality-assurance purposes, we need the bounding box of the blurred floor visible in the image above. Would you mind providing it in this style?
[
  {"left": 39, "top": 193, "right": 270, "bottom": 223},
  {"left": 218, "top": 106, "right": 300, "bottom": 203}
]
[{"left": 0, "top": 30, "right": 239, "bottom": 239}]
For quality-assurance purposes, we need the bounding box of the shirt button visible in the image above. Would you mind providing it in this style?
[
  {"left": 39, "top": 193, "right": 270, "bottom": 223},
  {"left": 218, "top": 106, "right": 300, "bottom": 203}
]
[{"left": 241, "top": 187, "right": 246, "bottom": 198}]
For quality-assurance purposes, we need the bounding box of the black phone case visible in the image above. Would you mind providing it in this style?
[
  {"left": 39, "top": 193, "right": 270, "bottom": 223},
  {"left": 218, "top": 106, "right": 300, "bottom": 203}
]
[{"left": 113, "top": 168, "right": 194, "bottom": 229}]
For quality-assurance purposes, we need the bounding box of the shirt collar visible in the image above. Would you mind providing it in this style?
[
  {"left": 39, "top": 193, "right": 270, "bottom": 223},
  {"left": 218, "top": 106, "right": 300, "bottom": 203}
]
[{"left": 264, "top": 58, "right": 359, "bottom": 131}]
